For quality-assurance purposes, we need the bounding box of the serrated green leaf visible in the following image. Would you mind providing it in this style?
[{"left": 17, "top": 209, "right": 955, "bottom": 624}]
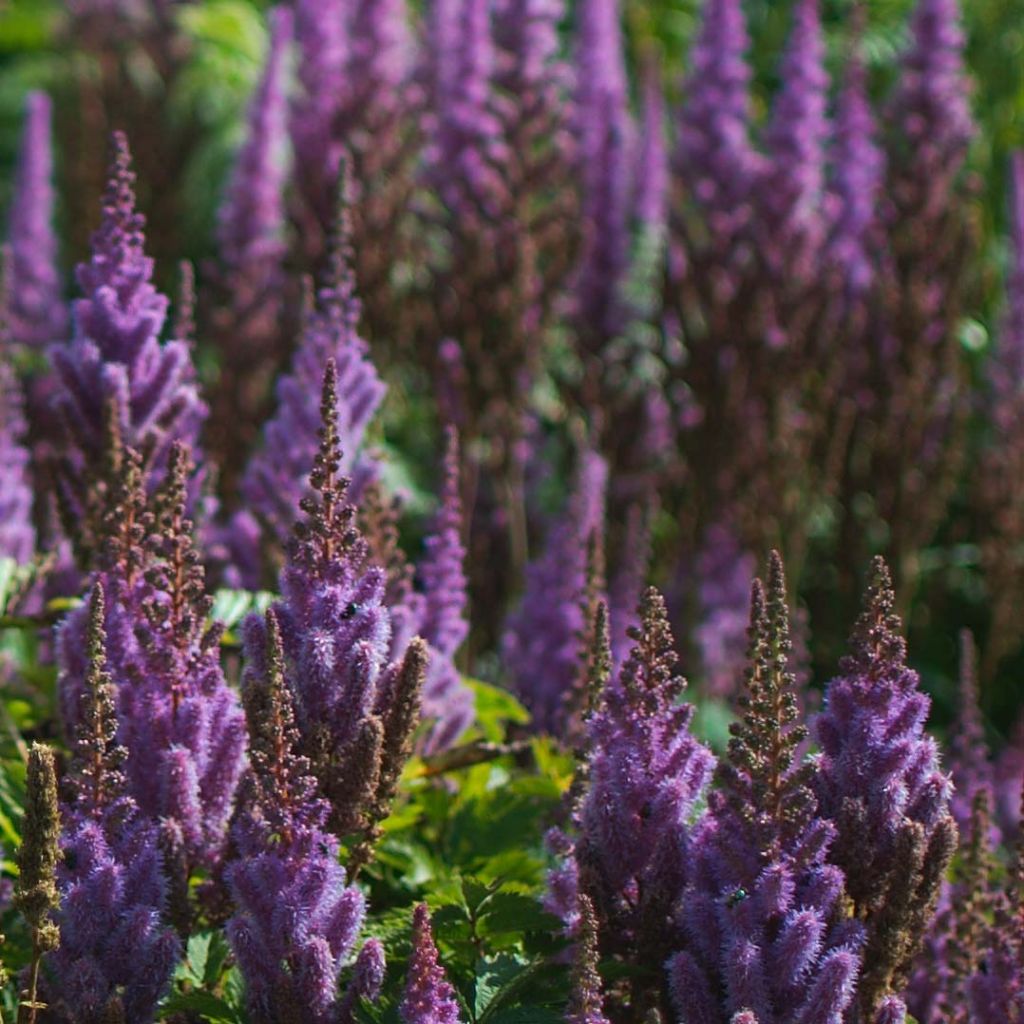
[
  {"left": 464, "top": 679, "right": 529, "bottom": 741},
  {"left": 159, "top": 990, "right": 241, "bottom": 1023}
]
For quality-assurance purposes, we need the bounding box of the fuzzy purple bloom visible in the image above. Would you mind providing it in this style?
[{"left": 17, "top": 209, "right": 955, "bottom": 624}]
[
  {"left": 549, "top": 588, "right": 715, "bottom": 981},
  {"left": 675, "top": 0, "right": 762, "bottom": 246},
  {"left": 828, "top": 51, "right": 883, "bottom": 300},
  {"left": 0, "top": 349, "right": 36, "bottom": 562},
  {"left": 671, "top": 555, "right": 863, "bottom": 1024},
  {"left": 416, "top": 430, "right": 474, "bottom": 753},
  {"left": 759, "top": 0, "right": 830, "bottom": 281},
  {"left": 401, "top": 904, "right": 463, "bottom": 1024},
  {"left": 241, "top": 217, "right": 385, "bottom": 549},
  {"left": 503, "top": 451, "right": 607, "bottom": 735},
  {"left": 229, "top": 610, "right": 367, "bottom": 1024},
  {"left": 216, "top": 7, "right": 292, "bottom": 277},
  {"left": 49, "top": 584, "right": 181, "bottom": 1024},
  {"left": 50, "top": 133, "right": 205, "bottom": 520},
  {"left": 6, "top": 91, "right": 66, "bottom": 351}
]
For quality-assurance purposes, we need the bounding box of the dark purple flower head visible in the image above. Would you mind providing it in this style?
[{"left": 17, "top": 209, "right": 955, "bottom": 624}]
[
  {"left": 549, "top": 588, "right": 715, "bottom": 983},
  {"left": 248, "top": 362, "right": 425, "bottom": 847},
  {"left": 813, "top": 556, "right": 957, "bottom": 1019},
  {"left": 51, "top": 133, "right": 205, "bottom": 549},
  {"left": 888, "top": 0, "right": 973, "bottom": 186},
  {"left": 50, "top": 583, "right": 181, "bottom": 1024},
  {"left": 229, "top": 609, "right": 368, "bottom": 1024},
  {"left": 671, "top": 554, "right": 863, "bottom": 1024},
  {"left": 828, "top": 49, "right": 883, "bottom": 300},
  {"left": 675, "top": 0, "right": 762, "bottom": 241},
  {"left": 217, "top": 6, "right": 292, "bottom": 273},
  {"left": 6, "top": 90, "right": 66, "bottom": 351},
  {"left": 242, "top": 203, "right": 385, "bottom": 550},
  {"left": 401, "top": 904, "right": 464, "bottom": 1024},
  {"left": 58, "top": 445, "right": 247, "bottom": 874},
  {"left": 760, "top": 0, "right": 830, "bottom": 276},
  {"left": 0, "top": 340, "right": 35, "bottom": 562},
  {"left": 504, "top": 451, "right": 607, "bottom": 735}
]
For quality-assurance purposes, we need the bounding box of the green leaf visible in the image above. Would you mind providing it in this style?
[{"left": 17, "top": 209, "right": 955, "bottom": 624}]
[
  {"left": 474, "top": 955, "right": 546, "bottom": 1022},
  {"left": 464, "top": 679, "right": 529, "bottom": 742},
  {"left": 159, "top": 990, "right": 242, "bottom": 1023}
]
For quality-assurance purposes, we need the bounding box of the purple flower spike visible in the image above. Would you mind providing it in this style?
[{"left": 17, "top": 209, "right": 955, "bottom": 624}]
[
  {"left": 401, "top": 904, "right": 464, "bottom": 1024},
  {"left": 503, "top": 450, "right": 607, "bottom": 735},
  {"left": 675, "top": 0, "right": 761, "bottom": 245},
  {"left": 673, "top": 554, "right": 864, "bottom": 1024},
  {"left": 993, "top": 152, "right": 1024, "bottom": 411},
  {"left": 813, "top": 557, "right": 957, "bottom": 1020},
  {"left": 828, "top": 49, "right": 883, "bottom": 300},
  {"left": 49, "top": 583, "right": 181, "bottom": 1024},
  {"left": 229, "top": 609, "right": 368, "bottom": 1024},
  {"left": 0, "top": 345, "right": 36, "bottom": 562},
  {"left": 760, "top": 0, "right": 830, "bottom": 280},
  {"left": 50, "top": 133, "right": 205, "bottom": 555},
  {"left": 635, "top": 55, "right": 668, "bottom": 235},
  {"left": 241, "top": 204, "right": 386, "bottom": 551},
  {"left": 6, "top": 91, "right": 66, "bottom": 351}
]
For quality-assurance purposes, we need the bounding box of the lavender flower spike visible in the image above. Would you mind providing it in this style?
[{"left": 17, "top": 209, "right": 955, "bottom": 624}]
[
  {"left": 760, "top": 0, "right": 830, "bottom": 279},
  {"left": 0, "top": 341, "right": 36, "bottom": 562},
  {"left": 241, "top": 198, "right": 386, "bottom": 549},
  {"left": 828, "top": 48, "right": 883, "bottom": 300},
  {"left": 670, "top": 554, "right": 863, "bottom": 1024},
  {"left": 503, "top": 450, "right": 608, "bottom": 735},
  {"left": 417, "top": 427, "right": 475, "bottom": 752},
  {"left": 635, "top": 54, "right": 668, "bottom": 235},
  {"left": 675, "top": 0, "right": 761, "bottom": 241},
  {"left": 229, "top": 609, "right": 367, "bottom": 1024},
  {"left": 813, "top": 556, "right": 957, "bottom": 1019},
  {"left": 6, "top": 91, "right": 66, "bottom": 351},
  {"left": 49, "top": 583, "right": 181, "bottom": 1024},
  {"left": 993, "top": 151, "right": 1024, "bottom": 408},
  {"left": 51, "top": 133, "right": 205, "bottom": 554},
  {"left": 401, "top": 903, "right": 464, "bottom": 1024}
]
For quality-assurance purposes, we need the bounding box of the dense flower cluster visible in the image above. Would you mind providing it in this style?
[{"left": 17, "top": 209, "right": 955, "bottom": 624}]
[{"left": 0, "top": 0, "right": 1021, "bottom": 1018}]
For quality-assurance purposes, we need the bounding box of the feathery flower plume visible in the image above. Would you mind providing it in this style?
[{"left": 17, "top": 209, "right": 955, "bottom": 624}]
[
  {"left": 828, "top": 48, "right": 883, "bottom": 302},
  {"left": 50, "top": 133, "right": 205, "bottom": 562},
  {"left": 206, "top": 6, "right": 294, "bottom": 493},
  {"left": 675, "top": 0, "right": 760, "bottom": 249},
  {"left": 47, "top": 584, "right": 180, "bottom": 1024},
  {"left": 550, "top": 588, "right": 714, "bottom": 1013},
  {"left": 228, "top": 609, "right": 369, "bottom": 1024},
  {"left": 15, "top": 744, "right": 61, "bottom": 1024},
  {"left": 6, "top": 91, "right": 66, "bottom": 351},
  {"left": 246, "top": 361, "right": 424, "bottom": 855},
  {"left": 401, "top": 904, "right": 463, "bottom": 1024},
  {"left": 57, "top": 444, "right": 247, "bottom": 883},
  {"left": 241, "top": 198, "right": 385, "bottom": 555},
  {"left": 759, "top": 0, "right": 830, "bottom": 282},
  {"left": 416, "top": 428, "right": 475, "bottom": 752},
  {"left": 669, "top": 553, "right": 863, "bottom": 1024},
  {"left": 503, "top": 451, "right": 607, "bottom": 735},
  {"left": 635, "top": 55, "right": 668, "bottom": 236},
  {"left": 0, "top": 337, "right": 36, "bottom": 562},
  {"left": 813, "top": 557, "right": 957, "bottom": 1019}
]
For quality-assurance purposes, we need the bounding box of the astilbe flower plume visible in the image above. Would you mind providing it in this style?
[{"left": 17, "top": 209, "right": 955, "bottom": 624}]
[
  {"left": 50, "top": 132, "right": 205, "bottom": 563},
  {"left": 0, "top": 340, "right": 36, "bottom": 563},
  {"left": 669, "top": 553, "right": 863, "bottom": 1024},
  {"left": 566, "top": 894, "right": 610, "bottom": 1024},
  {"left": 228, "top": 609, "right": 372, "bottom": 1024},
  {"left": 204, "top": 6, "right": 294, "bottom": 496},
  {"left": 57, "top": 443, "right": 247, "bottom": 888},
  {"left": 240, "top": 201, "right": 386, "bottom": 570},
  {"left": 503, "top": 451, "right": 607, "bottom": 735},
  {"left": 813, "top": 557, "right": 957, "bottom": 1021},
  {"left": 414, "top": 428, "right": 475, "bottom": 753},
  {"left": 5, "top": 91, "right": 66, "bottom": 351},
  {"left": 758, "top": 0, "right": 829, "bottom": 287},
  {"left": 47, "top": 584, "right": 180, "bottom": 1024},
  {"left": 246, "top": 361, "right": 425, "bottom": 860},
  {"left": 400, "top": 903, "right": 463, "bottom": 1024},
  {"left": 549, "top": 588, "right": 715, "bottom": 1015}
]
